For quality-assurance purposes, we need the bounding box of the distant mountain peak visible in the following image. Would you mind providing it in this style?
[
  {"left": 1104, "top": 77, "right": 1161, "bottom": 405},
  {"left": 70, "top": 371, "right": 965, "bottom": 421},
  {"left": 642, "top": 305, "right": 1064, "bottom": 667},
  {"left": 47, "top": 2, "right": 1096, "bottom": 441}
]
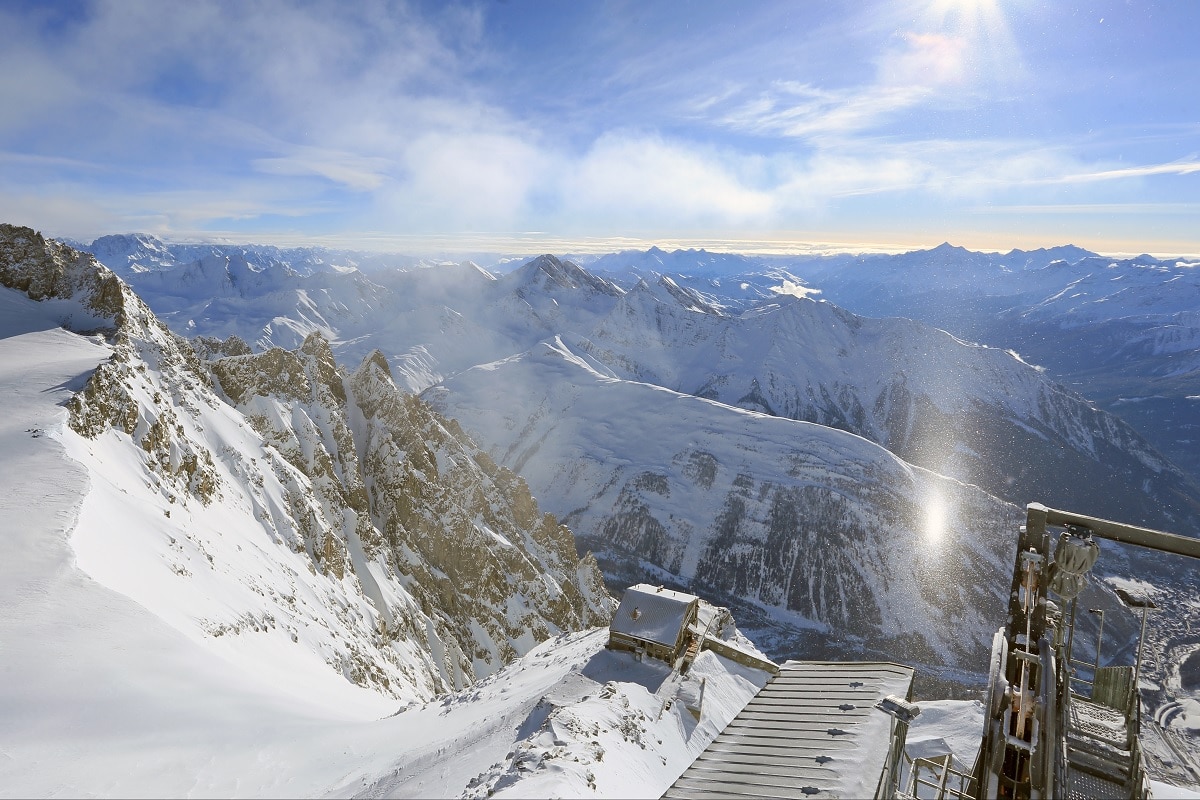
[
  {"left": 1003, "top": 244, "right": 1099, "bottom": 266},
  {"left": 511, "top": 254, "right": 623, "bottom": 297},
  {"left": 91, "top": 232, "right": 166, "bottom": 249}
]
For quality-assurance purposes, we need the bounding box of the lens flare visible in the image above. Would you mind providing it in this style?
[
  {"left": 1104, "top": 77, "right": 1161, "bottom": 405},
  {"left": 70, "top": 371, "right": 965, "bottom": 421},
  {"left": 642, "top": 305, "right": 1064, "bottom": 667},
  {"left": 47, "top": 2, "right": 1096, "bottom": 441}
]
[{"left": 924, "top": 491, "right": 948, "bottom": 544}]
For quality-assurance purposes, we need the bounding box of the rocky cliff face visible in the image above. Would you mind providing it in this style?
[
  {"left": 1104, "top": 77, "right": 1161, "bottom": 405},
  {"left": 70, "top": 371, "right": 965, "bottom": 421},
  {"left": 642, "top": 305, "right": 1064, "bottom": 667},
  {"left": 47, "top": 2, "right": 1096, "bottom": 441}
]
[
  {"left": 1, "top": 224, "right": 223, "bottom": 506},
  {"left": 0, "top": 224, "right": 610, "bottom": 702},
  {"left": 425, "top": 337, "right": 1020, "bottom": 670},
  {"left": 210, "top": 333, "right": 611, "bottom": 685}
]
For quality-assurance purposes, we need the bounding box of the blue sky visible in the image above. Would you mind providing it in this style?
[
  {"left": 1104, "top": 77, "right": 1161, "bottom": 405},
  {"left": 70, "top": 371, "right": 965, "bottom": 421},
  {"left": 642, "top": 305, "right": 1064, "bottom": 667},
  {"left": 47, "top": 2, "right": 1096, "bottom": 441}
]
[{"left": 1, "top": 0, "right": 1197, "bottom": 255}]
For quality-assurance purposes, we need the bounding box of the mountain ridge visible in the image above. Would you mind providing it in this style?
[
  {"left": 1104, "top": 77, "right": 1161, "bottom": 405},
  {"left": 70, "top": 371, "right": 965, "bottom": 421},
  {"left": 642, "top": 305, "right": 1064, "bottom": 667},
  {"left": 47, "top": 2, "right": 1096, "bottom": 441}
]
[{"left": 0, "top": 223, "right": 611, "bottom": 705}]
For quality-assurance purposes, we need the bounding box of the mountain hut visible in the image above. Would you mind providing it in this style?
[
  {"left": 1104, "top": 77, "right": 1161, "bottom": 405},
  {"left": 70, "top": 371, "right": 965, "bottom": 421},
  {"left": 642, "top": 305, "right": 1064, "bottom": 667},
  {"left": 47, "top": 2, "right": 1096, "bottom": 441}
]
[{"left": 607, "top": 584, "right": 699, "bottom": 664}]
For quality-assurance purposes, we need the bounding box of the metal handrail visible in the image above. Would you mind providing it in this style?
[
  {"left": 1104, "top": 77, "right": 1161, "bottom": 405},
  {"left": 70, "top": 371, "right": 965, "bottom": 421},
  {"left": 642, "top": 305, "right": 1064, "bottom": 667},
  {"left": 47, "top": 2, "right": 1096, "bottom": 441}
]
[{"left": 906, "top": 753, "right": 977, "bottom": 800}]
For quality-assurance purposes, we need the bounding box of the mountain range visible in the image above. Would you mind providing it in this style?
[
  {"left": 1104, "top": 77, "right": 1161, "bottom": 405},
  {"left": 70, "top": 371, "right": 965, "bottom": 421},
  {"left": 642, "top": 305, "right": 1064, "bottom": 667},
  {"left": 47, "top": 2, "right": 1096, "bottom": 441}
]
[
  {"left": 5, "top": 224, "right": 1200, "bottom": 794},
  {"left": 69, "top": 232, "right": 1200, "bottom": 675}
]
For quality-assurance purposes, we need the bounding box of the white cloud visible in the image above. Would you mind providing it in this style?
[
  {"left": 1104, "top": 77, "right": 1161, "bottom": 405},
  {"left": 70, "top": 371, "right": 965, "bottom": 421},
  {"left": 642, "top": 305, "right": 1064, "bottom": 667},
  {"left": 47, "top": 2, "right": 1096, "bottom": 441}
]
[
  {"left": 561, "top": 134, "right": 774, "bottom": 231},
  {"left": 1061, "top": 160, "right": 1200, "bottom": 183},
  {"left": 253, "top": 149, "right": 394, "bottom": 192},
  {"left": 379, "top": 131, "right": 551, "bottom": 232},
  {"left": 0, "top": 190, "right": 121, "bottom": 239}
]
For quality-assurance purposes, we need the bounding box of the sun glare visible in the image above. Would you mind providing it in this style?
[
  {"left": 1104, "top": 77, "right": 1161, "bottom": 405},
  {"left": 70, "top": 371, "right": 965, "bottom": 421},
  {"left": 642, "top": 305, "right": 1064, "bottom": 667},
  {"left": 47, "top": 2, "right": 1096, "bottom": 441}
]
[
  {"left": 930, "top": 0, "right": 1000, "bottom": 17},
  {"left": 924, "top": 491, "right": 949, "bottom": 545},
  {"left": 925, "top": 0, "right": 1010, "bottom": 43}
]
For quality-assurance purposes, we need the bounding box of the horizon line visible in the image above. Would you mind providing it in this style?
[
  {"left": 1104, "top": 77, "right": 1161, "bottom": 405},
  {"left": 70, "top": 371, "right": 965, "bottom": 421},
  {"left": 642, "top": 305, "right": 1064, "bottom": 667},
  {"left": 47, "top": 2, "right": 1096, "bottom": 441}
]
[{"left": 29, "top": 224, "right": 1200, "bottom": 262}]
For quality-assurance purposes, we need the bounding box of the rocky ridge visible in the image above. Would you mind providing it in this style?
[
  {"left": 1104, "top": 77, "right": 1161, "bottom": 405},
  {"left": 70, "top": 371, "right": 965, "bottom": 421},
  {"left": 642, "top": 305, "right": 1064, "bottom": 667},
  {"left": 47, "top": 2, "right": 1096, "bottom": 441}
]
[{"left": 0, "top": 223, "right": 610, "bottom": 701}]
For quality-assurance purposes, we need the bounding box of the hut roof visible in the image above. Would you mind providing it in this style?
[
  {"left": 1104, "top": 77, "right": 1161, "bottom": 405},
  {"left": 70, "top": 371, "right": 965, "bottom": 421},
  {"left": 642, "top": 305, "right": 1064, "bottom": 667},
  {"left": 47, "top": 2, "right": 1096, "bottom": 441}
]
[{"left": 609, "top": 584, "right": 697, "bottom": 648}]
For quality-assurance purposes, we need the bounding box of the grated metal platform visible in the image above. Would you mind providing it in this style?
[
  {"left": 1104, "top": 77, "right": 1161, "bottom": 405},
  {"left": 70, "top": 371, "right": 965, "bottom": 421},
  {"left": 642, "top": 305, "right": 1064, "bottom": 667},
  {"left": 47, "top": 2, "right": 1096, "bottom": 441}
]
[{"left": 1064, "top": 695, "right": 1135, "bottom": 798}]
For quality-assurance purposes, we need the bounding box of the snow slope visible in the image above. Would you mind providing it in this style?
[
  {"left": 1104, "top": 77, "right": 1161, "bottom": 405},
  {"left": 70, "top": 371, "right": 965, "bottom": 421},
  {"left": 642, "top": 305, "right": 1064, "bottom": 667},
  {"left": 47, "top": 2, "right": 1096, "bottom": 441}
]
[
  {"left": 0, "top": 284, "right": 393, "bottom": 794},
  {"left": 0, "top": 227, "right": 773, "bottom": 797}
]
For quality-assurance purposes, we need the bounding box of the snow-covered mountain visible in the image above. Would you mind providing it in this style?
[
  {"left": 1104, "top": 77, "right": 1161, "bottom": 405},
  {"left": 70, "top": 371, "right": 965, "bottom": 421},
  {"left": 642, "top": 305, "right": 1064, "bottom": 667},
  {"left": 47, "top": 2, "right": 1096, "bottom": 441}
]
[
  {"left": 7, "top": 225, "right": 1200, "bottom": 794},
  {"left": 571, "top": 278, "right": 1199, "bottom": 534},
  {"left": 776, "top": 244, "right": 1200, "bottom": 486},
  {"left": 0, "top": 223, "right": 611, "bottom": 705},
  {"left": 2, "top": 223, "right": 797, "bottom": 798},
  {"left": 418, "top": 277, "right": 1194, "bottom": 671},
  {"left": 425, "top": 335, "right": 1019, "bottom": 670},
  {"left": 81, "top": 232, "right": 437, "bottom": 276},
  {"left": 583, "top": 246, "right": 820, "bottom": 311},
  {"left": 58, "top": 235, "right": 1200, "bottom": 672},
  {"left": 582, "top": 245, "right": 764, "bottom": 278},
  {"left": 426, "top": 258, "right": 1197, "bottom": 673},
  {"left": 578, "top": 243, "right": 1200, "bottom": 489}
]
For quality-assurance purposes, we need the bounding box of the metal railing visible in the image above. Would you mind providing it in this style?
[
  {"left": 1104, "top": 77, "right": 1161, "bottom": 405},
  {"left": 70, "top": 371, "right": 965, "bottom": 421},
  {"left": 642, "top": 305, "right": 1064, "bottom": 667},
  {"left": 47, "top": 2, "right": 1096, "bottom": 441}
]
[{"left": 903, "top": 752, "right": 976, "bottom": 800}]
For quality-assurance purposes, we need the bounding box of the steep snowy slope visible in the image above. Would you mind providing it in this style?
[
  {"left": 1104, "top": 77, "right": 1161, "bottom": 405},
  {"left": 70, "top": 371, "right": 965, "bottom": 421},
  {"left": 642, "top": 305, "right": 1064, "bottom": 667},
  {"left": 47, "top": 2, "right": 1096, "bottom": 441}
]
[
  {"left": 0, "top": 224, "right": 610, "bottom": 706},
  {"left": 576, "top": 281, "right": 1200, "bottom": 535},
  {"left": 425, "top": 336, "right": 1019, "bottom": 670}
]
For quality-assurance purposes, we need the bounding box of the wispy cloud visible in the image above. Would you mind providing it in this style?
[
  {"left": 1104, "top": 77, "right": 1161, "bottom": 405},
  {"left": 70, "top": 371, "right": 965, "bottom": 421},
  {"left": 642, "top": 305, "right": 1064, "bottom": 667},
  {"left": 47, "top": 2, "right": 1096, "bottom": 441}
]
[
  {"left": 1061, "top": 160, "right": 1200, "bottom": 182},
  {"left": 977, "top": 202, "right": 1200, "bottom": 215},
  {"left": 560, "top": 133, "right": 774, "bottom": 231},
  {"left": 714, "top": 81, "right": 935, "bottom": 140},
  {"left": 1, "top": 1, "right": 1197, "bottom": 253},
  {"left": 700, "top": 5, "right": 1005, "bottom": 143},
  {"left": 253, "top": 149, "right": 394, "bottom": 192}
]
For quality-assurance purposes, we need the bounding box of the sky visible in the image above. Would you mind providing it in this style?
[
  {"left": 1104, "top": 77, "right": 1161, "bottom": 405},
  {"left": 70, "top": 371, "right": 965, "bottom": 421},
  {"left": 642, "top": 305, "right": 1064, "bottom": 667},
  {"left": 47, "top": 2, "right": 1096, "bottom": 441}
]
[{"left": 0, "top": 0, "right": 1197, "bottom": 256}]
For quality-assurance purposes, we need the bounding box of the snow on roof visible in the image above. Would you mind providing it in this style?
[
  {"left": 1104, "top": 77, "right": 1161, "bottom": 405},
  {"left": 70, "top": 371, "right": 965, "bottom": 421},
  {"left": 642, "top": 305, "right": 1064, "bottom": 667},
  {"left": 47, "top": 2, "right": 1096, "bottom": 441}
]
[
  {"left": 609, "top": 584, "right": 697, "bottom": 648},
  {"left": 663, "top": 660, "right": 916, "bottom": 799}
]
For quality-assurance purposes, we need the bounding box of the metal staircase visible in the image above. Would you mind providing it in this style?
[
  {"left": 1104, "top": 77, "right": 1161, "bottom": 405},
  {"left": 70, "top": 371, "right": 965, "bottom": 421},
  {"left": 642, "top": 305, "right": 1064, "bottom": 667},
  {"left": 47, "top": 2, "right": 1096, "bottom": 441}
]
[
  {"left": 969, "top": 503, "right": 1200, "bottom": 800},
  {"left": 1063, "top": 693, "right": 1134, "bottom": 799}
]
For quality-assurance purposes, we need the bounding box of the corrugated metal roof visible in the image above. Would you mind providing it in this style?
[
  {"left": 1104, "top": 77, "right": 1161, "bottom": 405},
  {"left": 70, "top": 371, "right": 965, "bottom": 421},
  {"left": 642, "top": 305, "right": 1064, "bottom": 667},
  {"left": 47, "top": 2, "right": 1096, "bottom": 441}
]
[
  {"left": 662, "top": 661, "right": 915, "bottom": 800},
  {"left": 609, "top": 584, "right": 697, "bottom": 648}
]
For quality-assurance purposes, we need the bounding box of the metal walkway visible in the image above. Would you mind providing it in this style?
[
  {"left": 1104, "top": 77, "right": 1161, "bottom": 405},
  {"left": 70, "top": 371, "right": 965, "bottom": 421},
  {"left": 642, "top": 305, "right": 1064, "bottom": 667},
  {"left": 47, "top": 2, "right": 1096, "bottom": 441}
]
[{"left": 1064, "top": 696, "right": 1134, "bottom": 800}]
